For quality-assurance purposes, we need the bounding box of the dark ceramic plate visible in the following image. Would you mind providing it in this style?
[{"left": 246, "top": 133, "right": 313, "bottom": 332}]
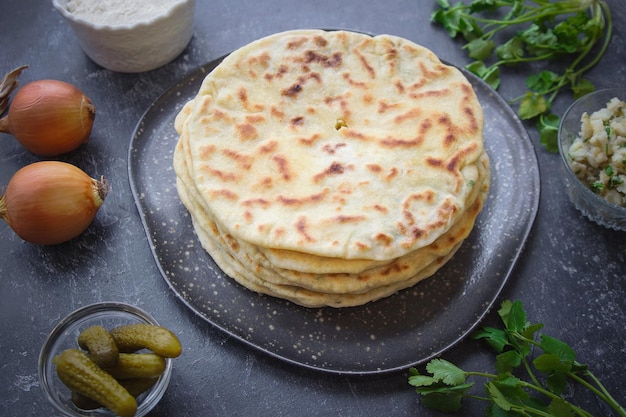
[{"left": 128, "top": 55, "right": 540, "bottom": 375}]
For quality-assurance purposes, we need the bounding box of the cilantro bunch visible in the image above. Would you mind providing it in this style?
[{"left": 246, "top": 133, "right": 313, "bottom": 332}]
[
  {"left": 409, "top": 300, "right": 626, "bottom": 416},
  {"left": 431, "top": 0, "right": 613, "bottom": 152}
]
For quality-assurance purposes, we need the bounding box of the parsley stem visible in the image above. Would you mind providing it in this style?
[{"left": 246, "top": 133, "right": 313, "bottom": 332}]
[
  {"left": 516, "top": 380, "right": 594, "bottom": 417},
  {"left": 491, "top": 52, "right": 554, "bottom": 68},
  {"left": 571, "top": 1, "right": 612, "bottom": 75},
  {"left": 520, "top": 356, "right": 543, "bottom": 389},
  {"left": 465, "top": 371, "right": 497, "bottom": 379},
  {"left": 466, "top": 368, "right": 594, "bottom": 416},
  {"left": 568, "top": 371, "right": 626, "bottom": 417},
  {"left": 464, "top": 394, "right": 491, "bottom": 402},
  {"left": 466, "top": 1, "right": 588, "bottom": 37}
]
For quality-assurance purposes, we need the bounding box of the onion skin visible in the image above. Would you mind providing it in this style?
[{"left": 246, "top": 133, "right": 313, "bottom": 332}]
[
  {"left": 0, "top": 80, "right": 96, "bottom": 156},
  {"left": 0, "top": 161, "right": 110, "bottom": 245}
]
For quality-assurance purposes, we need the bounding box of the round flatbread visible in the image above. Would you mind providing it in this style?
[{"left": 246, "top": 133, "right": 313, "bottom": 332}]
[
  {"left": 173, "top": 29, "right": 490, "bottom": 307},
  {"left": 175, "top": 29, "right": 486, "bottom": 261}
]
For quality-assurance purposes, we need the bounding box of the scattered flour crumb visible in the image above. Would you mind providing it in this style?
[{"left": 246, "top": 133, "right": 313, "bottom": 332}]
[{"left": 14, "top": 374, "right": 39, "bottom": 392}]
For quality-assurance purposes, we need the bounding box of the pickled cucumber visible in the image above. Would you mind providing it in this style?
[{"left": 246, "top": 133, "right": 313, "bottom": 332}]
[
  {"left": 54, "top": 349, "right": 137, "bottom": 417},
  {"left": 71, "top": 377, "right": 159, "bottom": 411},
  {"left": 78, "top": 325, "right": 119, "bottom": 368},
  {"left": 109, "top": 324, "right": 182, "bottom": 358},
  {"left": 105, "top": 353, "right": 166, "bottom": 379}
]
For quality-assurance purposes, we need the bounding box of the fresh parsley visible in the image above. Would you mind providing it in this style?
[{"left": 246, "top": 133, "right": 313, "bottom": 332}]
[
  {"left": 431, "top": 0, "right": 613, "bottom": 153},
  {"left": 408, "top": 300, "right": 626, "bottom": 416}
]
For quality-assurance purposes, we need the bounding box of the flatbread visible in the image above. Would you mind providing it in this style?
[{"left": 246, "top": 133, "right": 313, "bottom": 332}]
[
  {"left": 176, "top": 29, "right": 486, "bottom": 260},
  {"left": 173, "top": 29, "right": 490, "bottom": 307}
]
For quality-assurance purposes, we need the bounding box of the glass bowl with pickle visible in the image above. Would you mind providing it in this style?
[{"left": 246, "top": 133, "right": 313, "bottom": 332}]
[
  {"left": 38, "top": 302, "right": 181, "bottom": 417},
  {"left": 558, "top": 88, "right": 626, "bottom": 231}
]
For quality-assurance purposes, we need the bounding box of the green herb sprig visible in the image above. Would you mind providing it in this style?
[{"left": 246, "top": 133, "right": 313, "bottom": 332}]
[
  {"left": 431, "top": 0, "right": 613, "bottom": 152},
  {"left": 408, "top": 300, "right": 626, "bottom": 416}
]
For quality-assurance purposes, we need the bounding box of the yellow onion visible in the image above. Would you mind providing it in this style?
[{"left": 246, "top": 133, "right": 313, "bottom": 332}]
[
  {"left": 0, "top": 80, "right": 96, "bottom": 156},
  {"left": 0, "top": 161, "right": 110, "bottom": 245}
]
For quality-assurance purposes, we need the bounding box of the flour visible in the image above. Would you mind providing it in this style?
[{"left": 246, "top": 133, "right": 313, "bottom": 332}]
[{"left": 65, "top": 0, "right": 182, "bottom": 26}]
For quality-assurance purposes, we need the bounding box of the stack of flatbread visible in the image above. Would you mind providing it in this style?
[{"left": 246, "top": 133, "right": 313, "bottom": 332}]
[{"left": 173, "top": 29, "right": 490, "bottom": 308}]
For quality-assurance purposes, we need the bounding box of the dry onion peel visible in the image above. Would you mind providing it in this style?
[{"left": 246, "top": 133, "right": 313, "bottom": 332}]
[
  {"left": 0, "top": 79, "right": 96, "bottom": 156},
  {"left": 0, "top": 161, "right": 110, "bottom": 245},
  {"left": 0, "top": 65, "right": 28, "bottom": 115}
]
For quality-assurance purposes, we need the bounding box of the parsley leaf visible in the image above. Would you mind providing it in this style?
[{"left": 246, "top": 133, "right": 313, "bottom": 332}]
[
  {"left": 427, "top": 358, "right": 467, "bottom": 385},
  {"left": 538, "top": 113, "right": 562, "bottom": 153}
]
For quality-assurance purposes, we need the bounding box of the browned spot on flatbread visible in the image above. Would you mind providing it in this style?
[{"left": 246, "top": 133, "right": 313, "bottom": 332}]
[
  {"left": 287, "top": 36, "right": 308, "bottom": 50},
  {"left": 238, "top": 87, "right": 248, "bottom": 105},
  {"left": 270, "top": 106, "right": 285, "bottom": 119},
  {"left": 201, "top": 164, "right": 237, "bottom": 182},
  {"left": 299, "top": 134, "right": 322, "bottom": 146},
  {"left": 394, "top": 80, "right": 405, "bottom": 95},
  {"left": 386, "top": 168, "right": 399, "bottom": 181},
  {"left": 419, "top": 61, "right": 450, "bottom": 79},
  {"left": 209, "top": 189, "right": 238, "bottom": 200},
  {"left": 321, "top": 143, "right": 346, "bottom": 154},
  {"left": 366, "top": 164, "right": 398, "bottom": 182},
  {"left": 460, "top": 83, "right": 480, "bottom": 134},
  {"left": 343, "top": 73, "right": 368, "bottom": 89},
  {"left": 208, "top": 221, "right": 219, "bottom": 235},
  {"left": 313, "top": 35, "right": 329, "bottom": 48},
  {"left": 264, "top": 64, "right": 288, "bottom": 82},
  {"left": 447, "top": 142, "right": 479, "bottom": 172},
  {"left": 426, "top": 157, "right": 443, "bottom": 168},
  {"left": 242, "top": 198, "right": 271, "bottom": 208},
  {"left": 236, "top": 123, "right": 258, "bottom": 141},
  {"left": 375, "top": 262, "right": 409, "bottom": 278},
  {"left": 295, "top": 216, "right": 316, "bottom": 242},
  {"left": 374, "top": 233, "right": 393, "bottom": 247},
  {"left": 272, "top": 155, "right": 292, "bottom": 180},
  {"left": 378, "top": 100, "right": 401, "bottom": 114},
  {"left": 408, "top": 88, "right": 451, "bottom": 100},
  {"left": 282, "top": 83, "right": 302, "bottom": 98},
  {"left": 258, "top": 140, "right": 278, "bottom": 154},
  {"left": 366, "top": 163, "right": 382, "bottom": 173},
  {"left": 354, "top": 49, "right": 375, "bottom": 79},
  {"left": 246, "top": 114, "right": 266, "bottom": 124},
  {"left": 271, "top": 227, "right": 286, "bottom": 239},
  {"left": 290, "top": 116, "right": 305, "bottom": 128},
  {"left": 302, "top": 50, "right": 343, "bottom": 68},
  {"left": 394, "top": 108, "right": 422, "bottom": 124},
  {"left": 222, "top": 148, "right": 253, "bottom": 170},
  {"left": 372, "top": 204, "right": 388, "bottom": 214},
  {"left": 333, "top": 215, "right": 367, "bottom": 224},
  {"left": 251, "top": 177, "right": 273, "bottom": 191},
  {"left": 313, "top": 162, "right": 346, "bottom": 182},
  {"left": 407, "top": 78, "right": 428, "bottom": 92},
  {"left": 281, "top": 73, "right": 322, "bottom": 98},
  {"left": 224, "top": 233, "right": 240, "bottom": 252},
  {"left": 278, "top": 190, "right": 327, "bottom": 206},
  {"left": 198, "top": 144, "right": 216, "bottom": 159},
  {"left": 380, "top": 119, "right": 431, "bottom": 148}
]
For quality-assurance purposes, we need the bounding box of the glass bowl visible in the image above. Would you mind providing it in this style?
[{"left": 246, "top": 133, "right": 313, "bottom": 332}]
[
  {"left": 38, "top": 302, "right": 172, "bottom": 417},
  {"left": 558, "top": 88, "right": 626, "bottom": 231}
]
